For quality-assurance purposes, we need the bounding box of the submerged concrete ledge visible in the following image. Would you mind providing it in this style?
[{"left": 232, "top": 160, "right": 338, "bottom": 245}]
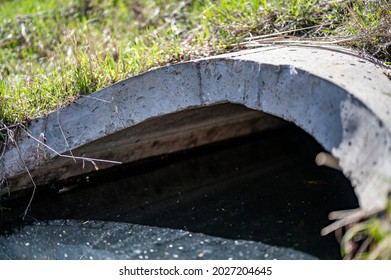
[{"left": 1, "top": 46, "right": 391, "bottom": 212}]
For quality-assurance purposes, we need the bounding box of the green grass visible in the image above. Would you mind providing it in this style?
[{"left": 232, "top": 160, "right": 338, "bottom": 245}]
[
  {"left": 1, "top": 0, "right": 390, "bottom": 124},
  {"left": 340, "top": 198, "right": 391, "bottom": 259}
]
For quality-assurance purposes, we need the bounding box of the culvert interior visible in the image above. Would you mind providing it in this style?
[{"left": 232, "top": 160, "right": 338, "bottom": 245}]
[{"left": 0, "top": 107, "right": 359, "bottom": 260}]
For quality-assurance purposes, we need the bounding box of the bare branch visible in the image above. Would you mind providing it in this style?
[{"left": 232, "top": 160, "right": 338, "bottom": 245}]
[
  {"left": 20, "top": 124, "right": 122, "bottom": 165},
  {"left": 57, "top": 110, "right": 76, "bottom": 163},
  {"left": 1, "top": 123, "right": 36, "bottom": 219},
  {"left": 321, "top": 208, "right": 380, "bottom": 236},
  {"left": 83, "top": 95, "right": 112, "bottom": 103}
]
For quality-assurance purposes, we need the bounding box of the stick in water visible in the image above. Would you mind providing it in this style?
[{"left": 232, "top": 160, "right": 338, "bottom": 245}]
[{"left": 315, "top": 152, "right": 341, "bottom": 171}]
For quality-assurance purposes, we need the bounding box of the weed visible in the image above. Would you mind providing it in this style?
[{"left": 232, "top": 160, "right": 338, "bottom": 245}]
[
  {"left": 340, "top": 197, "right": 391, "bottom": 259},
  {"left": 1, "top": 0, "right": 390, "bottom": 124},
  {"left": 344, "top": 0, "right": 391, "bottom": 63}
]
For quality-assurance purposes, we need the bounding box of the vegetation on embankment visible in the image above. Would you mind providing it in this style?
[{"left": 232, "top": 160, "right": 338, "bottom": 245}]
[
  {"left": 1, "top": 0, "right": 390, "bottom": 124},
  {"left": 0, "top": 0, "right": 390, "bottom": 259}
]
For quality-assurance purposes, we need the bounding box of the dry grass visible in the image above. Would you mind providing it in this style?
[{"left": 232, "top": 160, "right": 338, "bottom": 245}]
[
  {"left": 1, "top": 0, "right": 390, "bottom": 124},
  {"left": 1, "top": 0, "right": 391, "bottom": 259}
]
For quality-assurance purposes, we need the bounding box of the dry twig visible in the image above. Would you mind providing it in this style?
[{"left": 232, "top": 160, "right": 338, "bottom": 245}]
[
  {"left": 321, "top": 208, "right": 380, "bottom": 236},
  {"left": 1, "top": 123, "right": 37, "bottom": 219},
  {"left": 20, "top": 124, "right": 122, "bottom": 167}
]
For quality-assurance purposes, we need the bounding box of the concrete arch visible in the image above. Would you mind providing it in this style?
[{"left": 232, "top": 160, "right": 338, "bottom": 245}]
[{"left": 1, "top": 46, "right": 391, "bottom": 212}]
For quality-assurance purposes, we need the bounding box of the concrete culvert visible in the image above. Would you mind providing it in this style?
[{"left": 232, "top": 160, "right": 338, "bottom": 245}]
[{"left": 0, "top": 46, "right": 390, "bottom": 259}]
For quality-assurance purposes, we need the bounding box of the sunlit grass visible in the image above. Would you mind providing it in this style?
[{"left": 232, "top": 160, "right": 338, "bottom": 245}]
[
  {"left": 0, "top": 0, "right": 390, "bottom": 124},
  {"left": 340, "top": 198, "right": 391, "bottom": 259},
  {"left": 0, "top": 0, "right": 72, "bottom": 20}
]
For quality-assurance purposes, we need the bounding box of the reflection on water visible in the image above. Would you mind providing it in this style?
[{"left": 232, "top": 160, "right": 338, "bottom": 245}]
[{"left": 0, "top": 124, "right": 358, "bottom": 259}]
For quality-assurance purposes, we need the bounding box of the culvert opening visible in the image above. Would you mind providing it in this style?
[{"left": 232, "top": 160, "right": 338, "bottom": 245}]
[{"left": 0, "top": 105, "right": 359, "bottom": 259}]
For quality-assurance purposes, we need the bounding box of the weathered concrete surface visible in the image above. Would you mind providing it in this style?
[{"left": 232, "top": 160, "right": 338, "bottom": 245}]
[
  {"left": 1, "top": 46, "right": 391, "bottom": 212},
  {"left": 0, "top": 220, "right": 316, "bottom": 260}
]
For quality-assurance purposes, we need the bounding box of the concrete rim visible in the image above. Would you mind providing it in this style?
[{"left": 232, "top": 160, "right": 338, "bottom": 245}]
[{"left": 1, "top": 46, "right": 391, "bottom": 212}]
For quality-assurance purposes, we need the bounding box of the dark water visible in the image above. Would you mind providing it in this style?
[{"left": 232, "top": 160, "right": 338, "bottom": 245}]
[{"left": 0, "top": 124, "right": 358, "bottom": 259}]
